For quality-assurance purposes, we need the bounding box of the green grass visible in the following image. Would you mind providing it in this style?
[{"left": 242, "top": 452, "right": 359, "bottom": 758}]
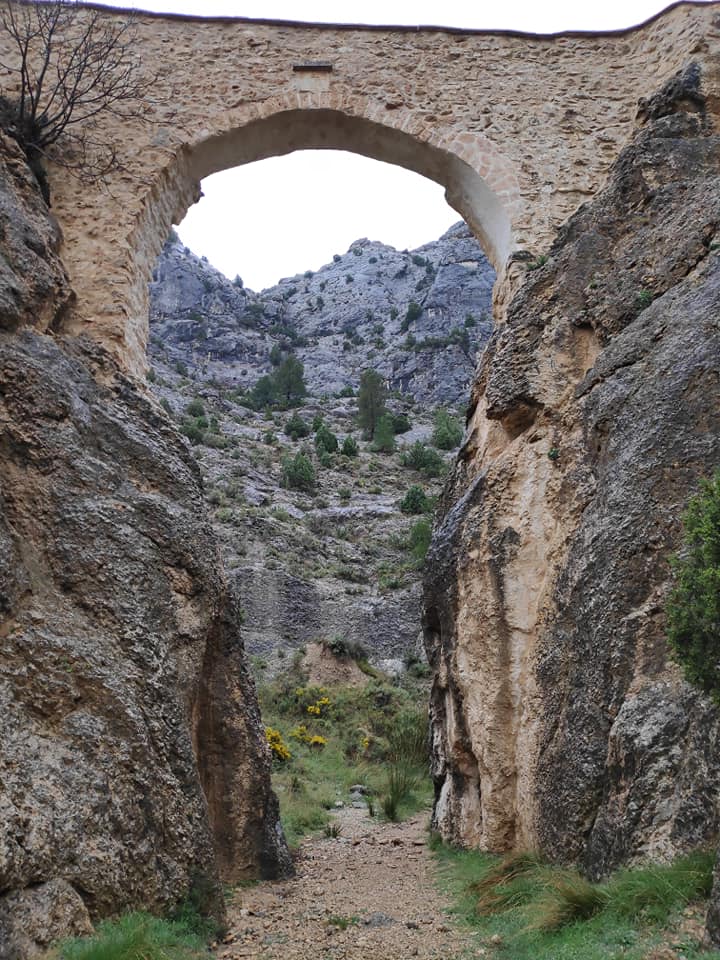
[
  {"left": 434, "top": 843, "right": 720, "bottom": 960},
  {"left": 59, "top": 913, "right": 208, "bottom": 960},
  {"left": 258, "top": 670, "right": 432, "bottom": 847}
]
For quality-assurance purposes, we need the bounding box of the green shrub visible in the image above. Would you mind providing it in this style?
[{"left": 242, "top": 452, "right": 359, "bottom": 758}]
[
  {"left": 341, "top": 435, "right": 359, "bottom": 457},
  {"left": 387, "top": 708, "right": 428, "bottom": 765},
  {"left": 401, "top": 441, "right": 444, "bottom": 478},
  {"left": 400, "top": 485, "right": 431, "bottom": 515},
  {"left": 371, "top": 414, "right": 396, "bottom": 453},
  {"left": 315, "top": 423, "right": 338, "bottom": 455},
  {"left": 432, "top": 407, "right": 463, "bottom": 450},
  {"left": 203, "top": 433, "right": 228, "bottom": 449},
  {"left": 180, "top": 421, "right": 204, "bottom": 445},
  {"left": 284, "top": 412, "right": 310, "bottom": 440},
  {"left": 185, "top": 398, "right": 204, "bottom": 418},
  {"left": 392, "top": 412, "right": 411, "bottom": 434},
  {"left": 667, "top": 470, "right": 720, "bottom": 699},
  {"left": 281, "top": 452, "right": 316, "bottom": 492},
  {"left": 323, "top": 636, "right": 368, "bottom": 662},
  {"left": 405, "top": 300, "right": 422, "bottom": 322},
  {"left": 168, "top": 874, "right": 222, "bottom": 938}
]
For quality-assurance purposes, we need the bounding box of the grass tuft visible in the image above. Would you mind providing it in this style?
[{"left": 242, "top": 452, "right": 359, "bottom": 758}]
[
  {"left": 380, "top": 761, "right": 418, "bottom": 822},
  {"left": 471, "top": 852, "right": 548, "bottom": 916},
  {"left": 527, "top": 873, "right": 609, "bottom": 932},
  {"left": 59, "top": 912, "right": 206, "bottom": 960},
  {"left": 607, "top": 850, "right": 715, "bottom": 921}
]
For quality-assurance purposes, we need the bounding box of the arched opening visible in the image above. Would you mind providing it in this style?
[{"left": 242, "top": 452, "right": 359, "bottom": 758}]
[
  {"left": 187, "top": 109, "right": 512, "bottom": 270},
  {"left": 119, "top": 102, "right": 515, "bottom": 373}
]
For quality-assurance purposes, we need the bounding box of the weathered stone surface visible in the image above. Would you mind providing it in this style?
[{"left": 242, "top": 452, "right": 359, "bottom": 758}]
[
  {"left": 0, "top": 3, "right": 712, "bottom": 369},
  {"left": 0, "top": 134, "right": 71, "bottom": 333},
  {"left": 0, "top": 330, "right": 290, "bottom": 931},
  {"left": 0, "top": 879, "right": 93, "bottom": 960},
  {"left": 424, "top": 74, "right": 720, "bottom": 881}
]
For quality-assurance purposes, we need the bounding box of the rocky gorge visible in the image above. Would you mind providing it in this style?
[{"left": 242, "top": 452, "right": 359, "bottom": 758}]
[{"left": 0, "top": 42, "right": 720, "bottom": 960}]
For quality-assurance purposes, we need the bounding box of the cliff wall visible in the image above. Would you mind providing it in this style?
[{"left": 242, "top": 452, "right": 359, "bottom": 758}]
[
  {"left": 0, "top": 138, "right": 290, "bottom": 959},
  {"left": 424, "top": 66, "right": 720, "bottom": 880}
]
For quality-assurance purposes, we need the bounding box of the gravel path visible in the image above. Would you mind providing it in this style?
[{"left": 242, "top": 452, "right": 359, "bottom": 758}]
[{"left": 216, "top": 807, "right": 479, "bottom": 959}]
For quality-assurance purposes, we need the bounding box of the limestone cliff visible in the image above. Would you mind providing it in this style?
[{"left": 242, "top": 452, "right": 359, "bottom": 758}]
[
  {"left": 149, "top": 223, "right": 494, "bottom": 406},
  {"left": 0, "top": 139, "right": 290, "bottom": 959},
  {"left": 424, "top": 66, "right": 720, "bottom": 881}
]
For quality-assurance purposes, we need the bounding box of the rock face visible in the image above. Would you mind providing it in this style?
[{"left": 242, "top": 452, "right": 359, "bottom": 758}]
[
  {"left": 0, "top": 144, "right": 290, "bottom": 956},
  {"left": 424, "top": 67, "right": 720, "bottom": 881},
  {"left": 149, "top": 222, "right": 494, "bottom": 406},
  {"left": 0, "top": 134, "right": 72, "bottom": 333}
]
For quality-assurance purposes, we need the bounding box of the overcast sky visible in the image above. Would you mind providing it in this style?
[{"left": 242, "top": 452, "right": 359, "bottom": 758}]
[{"left": 92, "top": 1, "right": 701, "bottom": 290}]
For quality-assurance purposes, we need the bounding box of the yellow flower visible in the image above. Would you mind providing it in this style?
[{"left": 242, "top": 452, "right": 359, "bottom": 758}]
[{"left": 265, "top": 726, "right": 291, "bottom": 761}]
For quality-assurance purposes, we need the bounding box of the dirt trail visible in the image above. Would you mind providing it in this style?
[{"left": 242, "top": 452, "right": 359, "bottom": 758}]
[{"left": 218, "top": 807, "right": 479, "bottom": 959}]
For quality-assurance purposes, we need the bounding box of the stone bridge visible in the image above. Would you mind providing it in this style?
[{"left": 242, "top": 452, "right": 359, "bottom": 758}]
[{"left": 3, "top": 1, "right": 720, "bottom": 373}]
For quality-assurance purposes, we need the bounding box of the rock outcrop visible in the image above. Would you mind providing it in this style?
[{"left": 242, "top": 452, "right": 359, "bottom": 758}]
[
  {"left": 0, "top": 142, "right": 290, "bottom": 957},
  {"left": 149, "top": 222, "right": 494, "bottom": 407},
  {"left": 425, "top": 66, "right": 720, "bottom": 882}
]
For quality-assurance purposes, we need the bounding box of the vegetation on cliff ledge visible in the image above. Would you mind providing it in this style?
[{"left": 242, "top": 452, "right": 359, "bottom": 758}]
[{"left": 667, "top": 469, "right": 720, "bottom": 700}]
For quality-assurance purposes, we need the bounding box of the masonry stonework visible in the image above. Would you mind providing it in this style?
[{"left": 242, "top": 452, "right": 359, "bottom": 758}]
[{"left": 1, "top": 2, "right": 719, "bottom": 373}]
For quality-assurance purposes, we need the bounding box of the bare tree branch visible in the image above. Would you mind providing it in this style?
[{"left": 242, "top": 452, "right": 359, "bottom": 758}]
[{"left": 0, "top": 0, "right": 157, "bottom": 202}]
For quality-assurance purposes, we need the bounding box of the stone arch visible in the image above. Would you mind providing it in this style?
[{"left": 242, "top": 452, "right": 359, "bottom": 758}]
[{"left": 119, "top": 92, "right": 518, "bottom": 373}]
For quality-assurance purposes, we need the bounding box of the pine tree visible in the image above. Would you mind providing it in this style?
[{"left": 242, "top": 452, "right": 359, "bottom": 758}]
[
  {"left": 371, "top": 413, "right": 395, "bottom": 453},
  {"left": 358, "top": 369, "right": 386, "bottom": 439},
  {"left": 274, "top": 355, "right": 306, "bottom": 408}
]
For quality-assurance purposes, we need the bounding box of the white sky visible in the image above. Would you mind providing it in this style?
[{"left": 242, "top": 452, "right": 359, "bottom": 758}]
[{"left": 93, "top": 1, "right": 703, "bottom": 289}]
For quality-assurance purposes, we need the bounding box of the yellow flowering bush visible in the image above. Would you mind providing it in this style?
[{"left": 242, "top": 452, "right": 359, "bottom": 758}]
[
  {"left": 290, "top": 724, "right": 312, "bottom": 743},
  {"left": 306, "top": 695, "right": 332, "bottom": 717},
  {"left": 309, "top": 735, "right": 327, "bottom": 749},
  {"left": 265, "top": 726, "right": 291, "bottom": 762}
]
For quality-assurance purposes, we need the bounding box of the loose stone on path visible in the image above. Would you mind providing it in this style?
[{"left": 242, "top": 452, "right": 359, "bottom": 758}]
[{"left": 218, "top": 807, "right": 477, "bottom": 959}]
